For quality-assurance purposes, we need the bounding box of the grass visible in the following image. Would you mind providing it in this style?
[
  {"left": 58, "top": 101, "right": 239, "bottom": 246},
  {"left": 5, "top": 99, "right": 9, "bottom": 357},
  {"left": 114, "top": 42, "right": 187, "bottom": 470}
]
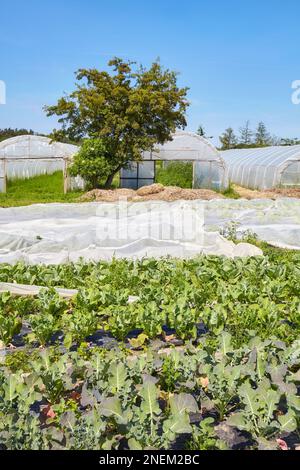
[
  {"left": 156, "top": 161, "right": 193, "bottom": 188},
  {"left": 0, "top": 171, "right": 84, "bottom": 207},
  {"left": 220, "top": 182, "right": 240, "bottom": 199}
]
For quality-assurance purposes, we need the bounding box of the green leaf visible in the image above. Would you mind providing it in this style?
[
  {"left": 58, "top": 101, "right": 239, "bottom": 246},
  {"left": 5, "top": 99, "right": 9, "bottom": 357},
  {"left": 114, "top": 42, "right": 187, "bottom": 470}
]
[
  {"left": 264, "top": 389, "right": 280, "bottom": 422},
  {"left": 140, "top": 380, "right": 161, "bottom": 417},
  {"left": 100, "top": 397, "right": 127, "bottom": 424},
  {"left": 239, "top": 383, "right": 259, "bottom": 416},
  {"left": 108, "top": 362, "right": 127, "bottom": 393},
  {"left": 128, "top": 438, "right": 143, "bottom": 450},
  {"left": 165, "top": 413, "right": 192, "bottom": 435},
  {"left": 278, "top": 410, "right": 297, "bottom": 433},
  {"left": 226, "top": 412, "right": 249, "bottom": 431},
  {"left": 64, "top": 333, "right": 73, "bottom": 350},
  {"left": 219, "top": 332, "right": 232, "bottom": 356},
  {"left": 169, "top": 393, "right": 199, "bottom": 415},
  {"left": 287, "top": 394, "right": 300, "bottom": 411}
]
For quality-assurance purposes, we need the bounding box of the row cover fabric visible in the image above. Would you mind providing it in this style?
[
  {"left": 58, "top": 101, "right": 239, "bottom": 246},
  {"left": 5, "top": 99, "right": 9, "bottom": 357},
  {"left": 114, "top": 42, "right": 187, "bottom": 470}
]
[
  {"left": 221, "top": 145, "right": 300, "bottom": 190},
  {"left": 0, "top": 198, "right": 299, "bottom": 265}
]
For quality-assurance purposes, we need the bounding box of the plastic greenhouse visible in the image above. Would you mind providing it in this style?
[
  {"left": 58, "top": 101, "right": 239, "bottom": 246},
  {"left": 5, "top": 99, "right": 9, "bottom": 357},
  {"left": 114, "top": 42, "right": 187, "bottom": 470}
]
[
  {"left": 0, "top": 135, "right": 81, "bottom": 193},
  {"left": 120, "top": 131, "right": 229, "bottom": 190},
  {"left": 221, "top": 145, "right": 300, "bottom": 190}
]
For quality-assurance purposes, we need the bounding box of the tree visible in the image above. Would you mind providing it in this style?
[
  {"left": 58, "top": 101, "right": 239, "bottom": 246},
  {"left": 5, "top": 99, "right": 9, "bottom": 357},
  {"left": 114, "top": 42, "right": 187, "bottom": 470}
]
[
  {"left": 45, "top": 57, "right": 189, "bottom": 188},
  {"left": 280, "top": 137, "right": 300, "bottom": 146},
  {"left": 196, "top": 125, "right": 213, "bottom": 140},
  {"left": 255, "top": 122, "right": 271, "bottom": 147},
  {"left": 219, "top": 128, "right": 238, "bottom": 150},
  {"left": 0, "top": 128, "right": 35, "bottom": 142},
  {"left": 70, "top": 138, "right": 120, "bottom": 188},
  {"left": 197, "top": 125, "right": 206, "bottom": 137},
  {"left": 239, "top": 120, "right": 253, "bottom": 147}
]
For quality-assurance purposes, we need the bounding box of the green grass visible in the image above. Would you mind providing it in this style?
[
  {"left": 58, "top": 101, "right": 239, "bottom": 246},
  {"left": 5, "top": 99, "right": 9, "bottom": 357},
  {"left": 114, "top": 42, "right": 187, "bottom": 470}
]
[
  {"left": 156, "top": 161, "right": 193, "bottom": 188},
  {"left": 220, "top": 182, "right": 240, "bottom": 199},
  {"left": 0, "top": 171, "right": 84, "bottom": 207}
]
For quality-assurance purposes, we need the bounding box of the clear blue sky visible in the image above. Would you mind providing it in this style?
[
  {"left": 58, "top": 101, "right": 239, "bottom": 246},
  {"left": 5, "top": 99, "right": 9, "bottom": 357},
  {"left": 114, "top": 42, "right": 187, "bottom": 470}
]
[{"left": 0, "top": 0, "right": 300, "bottom": 145}]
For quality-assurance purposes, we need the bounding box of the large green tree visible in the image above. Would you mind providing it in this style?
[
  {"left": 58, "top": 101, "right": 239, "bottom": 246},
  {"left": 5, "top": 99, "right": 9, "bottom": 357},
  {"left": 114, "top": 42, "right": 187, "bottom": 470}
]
[{"left": 45, "top": 58, "right": 189, "bottom": 188}]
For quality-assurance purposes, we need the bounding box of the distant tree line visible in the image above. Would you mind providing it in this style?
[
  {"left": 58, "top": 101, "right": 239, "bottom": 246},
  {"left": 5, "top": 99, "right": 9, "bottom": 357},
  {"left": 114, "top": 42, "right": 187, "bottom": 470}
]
[
  {"left": 218, "top": 121, "right": 300, "bottom": 150},
  {"left": 0, "top": 128, "right": 38, "bottom": 142}
]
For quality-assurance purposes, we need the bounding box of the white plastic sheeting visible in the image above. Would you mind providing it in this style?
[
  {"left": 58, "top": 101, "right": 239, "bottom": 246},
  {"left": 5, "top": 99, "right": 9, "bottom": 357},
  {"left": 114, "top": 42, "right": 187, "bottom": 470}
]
[
  {"left": 120, "top": 132, "right": 229, "bottom": 190},
  {"left": 143, "top": 132, "right": 222, "bottom": 162},
  {"left": 222, "top": 145, "right": 300, "bottom": 190},
  {"left": 0, "top": 135, "right": 78, "bottom": 180},
  {"left": 0, "top": 198, "right": 299, "bottom": 265}
]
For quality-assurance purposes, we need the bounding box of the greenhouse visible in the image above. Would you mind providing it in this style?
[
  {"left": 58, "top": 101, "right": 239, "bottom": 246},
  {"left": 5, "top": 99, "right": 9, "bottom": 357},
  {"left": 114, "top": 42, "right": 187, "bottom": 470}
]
[
  {"left": 221, "top": 145, "right": 300, "bottom": 190},
  {"left": 120, "top": 131, "right": 229, "bottom": 190},
  {"left": 0, "top": 135, "right": 79, "bottom": 192}
]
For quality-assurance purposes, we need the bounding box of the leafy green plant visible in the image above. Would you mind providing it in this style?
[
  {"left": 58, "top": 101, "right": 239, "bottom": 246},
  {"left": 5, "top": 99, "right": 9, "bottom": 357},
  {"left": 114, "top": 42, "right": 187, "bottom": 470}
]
[
  {"left": 0, "top": 312, "right": 22, "bottom": 346},
  {"left": 186, "top": 418, "right": 227, "bottom": 450},
  {"left": 62, "top": 310, "right": 99, "bottom": 348},
  {"left": 28, "top": 313, "right": 58, "bottom": 346},
  {"left": 226, "top": 380, "right": 297, "bottom": 444}
]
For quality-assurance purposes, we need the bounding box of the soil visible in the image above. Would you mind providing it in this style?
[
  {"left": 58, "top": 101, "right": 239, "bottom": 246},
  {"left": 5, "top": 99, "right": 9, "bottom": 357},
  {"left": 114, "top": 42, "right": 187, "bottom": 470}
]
[
  {"left": 80, "top": 185, "right": 225, "bottom": 202},
  {"left": 80, "top": 184, "right": 300, "bottom": 203},
  {"left": 233, "top": 185, "right": 300, "bottom": 200}
]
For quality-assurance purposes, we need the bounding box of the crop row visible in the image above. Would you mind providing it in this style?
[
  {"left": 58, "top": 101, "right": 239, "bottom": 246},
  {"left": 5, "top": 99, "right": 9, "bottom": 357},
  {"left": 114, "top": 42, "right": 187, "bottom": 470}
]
[
  {"left": 1, "top": 277, "right": 300, "bottom": 350},
  {"left": 1, "top": 335, "right": 299, "bottom": 450}
]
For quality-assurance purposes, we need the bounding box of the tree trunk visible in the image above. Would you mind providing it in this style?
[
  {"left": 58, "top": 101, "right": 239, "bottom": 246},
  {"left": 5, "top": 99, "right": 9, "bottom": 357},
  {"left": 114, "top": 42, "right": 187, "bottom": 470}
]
[{"left": 104, "top": 164, "right": 123, "bottom": 189}]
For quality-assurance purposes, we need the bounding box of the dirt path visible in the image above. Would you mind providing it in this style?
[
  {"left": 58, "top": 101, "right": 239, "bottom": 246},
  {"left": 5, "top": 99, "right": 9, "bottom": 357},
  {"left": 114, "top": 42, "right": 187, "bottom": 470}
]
[
  {"left": 233, "top": 185, "right": 300, "bottom": 200},
  {"left": 80, "top": 183, "right": 300, "bottom": 203},
  {"left": 80, "top": 184, "right": 225, "bottom": 202}
]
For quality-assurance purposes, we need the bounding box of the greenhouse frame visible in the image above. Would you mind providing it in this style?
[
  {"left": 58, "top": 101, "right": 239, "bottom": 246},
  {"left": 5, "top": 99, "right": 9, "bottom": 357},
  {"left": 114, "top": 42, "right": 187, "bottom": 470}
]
[
  {"left": 120, "top": 131, "right": 229, "bottom": 190},
  {"left": 0, "top": 135, "right": 82, "bottom": 193},
  {"left": 221, "top": 145, "right": 300, "bottom": 190}
]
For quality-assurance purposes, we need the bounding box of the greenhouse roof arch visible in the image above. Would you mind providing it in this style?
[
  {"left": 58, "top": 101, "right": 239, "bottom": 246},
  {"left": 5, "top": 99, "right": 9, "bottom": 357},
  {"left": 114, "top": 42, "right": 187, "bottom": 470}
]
[
  {"left": 221, "top": 145, "right": 300, "bottom": 190},
  {"left": 142, "top": 131, "right": 224, "bottom": 162},
  {"left": 0, "top": 135, "right": 78, "bottom": 160}
]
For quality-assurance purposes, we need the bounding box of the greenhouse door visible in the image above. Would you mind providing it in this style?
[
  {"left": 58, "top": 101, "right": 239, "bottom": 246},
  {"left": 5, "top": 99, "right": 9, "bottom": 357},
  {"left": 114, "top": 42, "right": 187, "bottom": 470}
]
[
  {"left": 280, "top": 161, "right": 300, "bottom": 188},
  {"left": 120, "top": 161, "right": 155, "bottom": 190}
]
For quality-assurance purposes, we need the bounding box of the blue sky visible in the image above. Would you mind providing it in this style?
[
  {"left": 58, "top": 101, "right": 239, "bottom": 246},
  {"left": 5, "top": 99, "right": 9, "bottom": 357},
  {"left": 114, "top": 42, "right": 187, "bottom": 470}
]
[{"left": 0, "top": 0, "right": 300, "bottom": 145}]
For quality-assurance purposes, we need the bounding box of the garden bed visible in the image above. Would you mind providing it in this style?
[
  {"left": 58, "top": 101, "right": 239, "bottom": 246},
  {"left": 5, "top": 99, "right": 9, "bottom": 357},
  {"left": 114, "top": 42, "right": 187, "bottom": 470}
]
[{"left": 0, "top": 252, "right": 300, "bottom": 450}]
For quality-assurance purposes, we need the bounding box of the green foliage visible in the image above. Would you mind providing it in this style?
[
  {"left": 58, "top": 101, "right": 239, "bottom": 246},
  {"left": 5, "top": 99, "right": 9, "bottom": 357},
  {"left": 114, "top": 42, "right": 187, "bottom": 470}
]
[
  {"left": 156, "top": 162, "right": 193, "bottom": 188},
  {"left": 70, "top": 138, "right": 120, "bottom": 189},
  {"left": 0, "top": 128, "right": 35, "bottom": 142},
  {"left": 187, "top": 418, "right": 227, "bottom": 450},
  {"left": 255, "top": 121, "right": 271, "bottom": 147},
  {"left": 45, "top": 57, "right": 189, "bottom": 188},
  {"left": 0, "top": 249, "right": 300, "bottom": 449},
  {"left": 28, "top": 313, "right": 58, "bottom": 346},
  {"left": 0, "top": 312, "right": 22, "bottom": 346},
  {"left": 219, "top": 127, "right": 238, "bottom": 150},
  {"left": 0, "top": 336, "right": 299, "bottom": 450}
]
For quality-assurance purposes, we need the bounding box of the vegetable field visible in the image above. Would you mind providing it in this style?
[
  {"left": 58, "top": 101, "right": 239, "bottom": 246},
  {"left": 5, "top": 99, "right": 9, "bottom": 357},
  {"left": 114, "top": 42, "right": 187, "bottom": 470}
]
[{"left": 0, "top": 249, "right": 300, "bottom": 450}]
